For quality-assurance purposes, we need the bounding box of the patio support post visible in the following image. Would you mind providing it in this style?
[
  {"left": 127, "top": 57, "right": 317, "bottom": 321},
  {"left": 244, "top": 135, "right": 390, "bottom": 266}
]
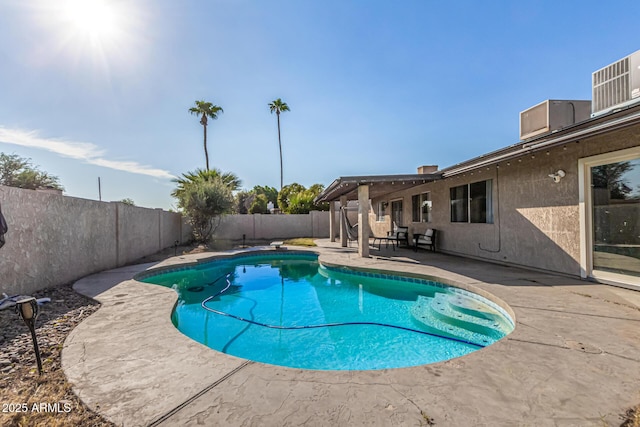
[
  {"left": 329, "top": 200, "right": 336, "bottom": 242},
  {"left": 340, "top": 195, "right": 347, "bottom": 247},
  {"left": 357, "top": 184, "right": 369, "bottom": 257}
]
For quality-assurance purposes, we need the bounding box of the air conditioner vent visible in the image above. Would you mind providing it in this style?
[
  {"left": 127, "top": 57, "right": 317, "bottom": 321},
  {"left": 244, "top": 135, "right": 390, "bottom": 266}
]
[
  {"left": 592, "top": 50, "right": 640, "bottom": 116},
  {"left": 520, "top": 102, "right": 548, "bottom": 138},
  {"left": 520, "top": 100, "right": 591, "bottom": 141}
]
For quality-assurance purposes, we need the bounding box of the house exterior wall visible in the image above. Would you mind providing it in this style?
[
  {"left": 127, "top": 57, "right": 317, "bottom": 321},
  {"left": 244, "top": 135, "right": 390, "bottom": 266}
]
[
  {"left": 370, "top": 124, "right": 640, "bottom": 277},
  {"left": 0, "top": 186, "right": 186, "bottom": 295}
]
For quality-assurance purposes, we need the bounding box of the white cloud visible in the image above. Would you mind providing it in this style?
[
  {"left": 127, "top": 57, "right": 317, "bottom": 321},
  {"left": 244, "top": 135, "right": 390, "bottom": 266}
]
[
  {"left": 90, "top": 158, "right": 175, "bottom": 179},
  {"left": 0, "top": 126, "right": 175, "bottom": 180}
]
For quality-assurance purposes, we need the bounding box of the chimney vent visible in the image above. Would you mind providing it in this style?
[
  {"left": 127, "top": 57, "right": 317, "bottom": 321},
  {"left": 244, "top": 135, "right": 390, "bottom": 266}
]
[{"left": 417, "top": 165, "right": 438, "bottom": 174}]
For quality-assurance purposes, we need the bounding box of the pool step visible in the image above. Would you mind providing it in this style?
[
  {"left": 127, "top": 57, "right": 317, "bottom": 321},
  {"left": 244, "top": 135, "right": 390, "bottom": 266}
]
[
  {"left": 446, "top": 293, "right": 513, "bottom": 336},
  {"left": 428, "top": 293, "right": 505, "bottom": 340},
  {"left": 410, "top": 296, "right": 497, "bottom": 346},
  {"left": 446, "top": 291, "right": 505, "bottom": 323}
]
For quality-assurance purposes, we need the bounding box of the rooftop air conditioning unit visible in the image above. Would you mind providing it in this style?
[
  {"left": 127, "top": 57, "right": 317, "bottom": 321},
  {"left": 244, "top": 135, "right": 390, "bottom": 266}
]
[
  {"left": 592, "top": 49, "right": 640, "bottom": 117},
  {"left": 520, "top": 99, "right": 591, "bottom": 140}
]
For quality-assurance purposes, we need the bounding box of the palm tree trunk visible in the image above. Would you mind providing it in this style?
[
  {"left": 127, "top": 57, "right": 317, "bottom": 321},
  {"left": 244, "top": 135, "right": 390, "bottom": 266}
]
[
  {"left": 203, "top": 119, "right": 209, "bottom": 171},
  {"left": 277, "top": 112, "right": 283, "bottom": 190}
]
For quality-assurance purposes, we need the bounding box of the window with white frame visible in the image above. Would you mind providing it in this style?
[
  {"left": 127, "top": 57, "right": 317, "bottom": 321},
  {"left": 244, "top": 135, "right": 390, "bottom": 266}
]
[
  {"left": 450, "top": 180, "right": 493, "bottom": 223},
  {"left": 412, "top": 193, "right": 431, "bottom": 222}
]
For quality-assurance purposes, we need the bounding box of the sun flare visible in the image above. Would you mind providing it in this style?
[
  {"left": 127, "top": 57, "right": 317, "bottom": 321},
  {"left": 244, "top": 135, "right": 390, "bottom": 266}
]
[
  {"left": 61, "top": 0, "right": 118, "bottom": 40},
  {"left": 28, "top": 0, "right": 145, "bottom": 73}
]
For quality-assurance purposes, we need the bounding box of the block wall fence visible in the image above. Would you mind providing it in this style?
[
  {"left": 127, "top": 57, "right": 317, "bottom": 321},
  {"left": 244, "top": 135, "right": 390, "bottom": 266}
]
[
  {"left": 0, "top": 185, "right": 188, "bottom": 295},
  {"left": 211, "top": 210, "right": 336, "bottom": 241},
  {"left": 0, "top": 185, "right": 336, "bottom": 295}
]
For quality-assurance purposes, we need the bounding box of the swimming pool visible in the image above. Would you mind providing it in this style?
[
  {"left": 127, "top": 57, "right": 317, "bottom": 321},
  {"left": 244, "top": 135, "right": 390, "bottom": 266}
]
[{"left": 138, "top": 251, "right": 514, "bottom": 370}]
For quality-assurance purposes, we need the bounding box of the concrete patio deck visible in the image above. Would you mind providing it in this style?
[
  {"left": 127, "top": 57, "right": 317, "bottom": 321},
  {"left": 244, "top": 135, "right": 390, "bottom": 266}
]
[{"left": 62, "top": 239, "right": 640, "bottom": 426}]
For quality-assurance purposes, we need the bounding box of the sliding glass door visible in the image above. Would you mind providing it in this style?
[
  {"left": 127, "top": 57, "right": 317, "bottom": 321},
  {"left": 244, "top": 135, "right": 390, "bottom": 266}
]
[{"left": 591, "top": 158, "right": 640, "bottom": 278}]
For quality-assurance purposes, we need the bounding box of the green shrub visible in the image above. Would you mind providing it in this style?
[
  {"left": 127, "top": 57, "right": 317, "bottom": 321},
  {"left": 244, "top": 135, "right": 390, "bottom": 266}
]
[
  {"left": 249, "top": 193, "right": 269, "bottom": 214},
  {"left": 176, "top": 177, "right": 233, "bottom": 243}
]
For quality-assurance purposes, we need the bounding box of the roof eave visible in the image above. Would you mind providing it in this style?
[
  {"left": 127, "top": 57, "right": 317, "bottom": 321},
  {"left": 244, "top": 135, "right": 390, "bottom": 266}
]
[
  {"left": 440, "top": 106, "right": 640, "bottom": 177},
  {"left": 315, "top": 173, "right": 442, "bottom": 203}
]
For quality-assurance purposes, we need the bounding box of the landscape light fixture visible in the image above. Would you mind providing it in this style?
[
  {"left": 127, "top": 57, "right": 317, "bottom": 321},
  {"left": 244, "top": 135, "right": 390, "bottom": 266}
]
[{"left": 15, "top": 297, "right": 43, "bottom": 375}]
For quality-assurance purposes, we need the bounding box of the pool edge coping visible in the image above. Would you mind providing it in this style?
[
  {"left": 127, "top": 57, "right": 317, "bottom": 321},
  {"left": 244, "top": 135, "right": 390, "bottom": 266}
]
[
  {"left": 62, "top": 243, "right": 640, "bottom": 426},
  {"left": 136, "top": 247, "right": 517, "bottom": 328}
]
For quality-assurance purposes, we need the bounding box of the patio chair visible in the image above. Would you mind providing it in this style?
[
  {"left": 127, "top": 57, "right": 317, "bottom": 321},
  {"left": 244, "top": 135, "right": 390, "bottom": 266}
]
[
  {"left": 386, "top": 225, "right": 409, "bottom": 248},
  {"left": 414, "top": 229, "right": 436, "bottom": 252},
  {"left": 372, "top": 230, "right": 397, "bottom": 250}
]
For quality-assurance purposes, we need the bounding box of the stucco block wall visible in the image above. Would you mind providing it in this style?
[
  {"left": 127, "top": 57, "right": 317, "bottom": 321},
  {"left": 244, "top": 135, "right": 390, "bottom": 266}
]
[
  {"left": 0, "top": 186, "right": 185, "bottom": 295},
  {"left": 211, "top": 211, "right": 331, "bottom": 240},
  {"left": 116, "top": 204, "right": 187, "bottom": 266},
  {"left": 160, "top": 209, "right": 187, "bottom": 248},
  {"left": 370, "top": 124, "right": 640, "bottom": 277}
]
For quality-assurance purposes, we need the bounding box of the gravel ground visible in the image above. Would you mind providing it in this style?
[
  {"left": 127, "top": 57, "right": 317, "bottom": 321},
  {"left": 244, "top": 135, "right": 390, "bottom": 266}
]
[
  {"left": 0, "top": 284, "right": 114, "bottom": 426},
  {"left": 0, "top": 244, "right": 202, "bottom": 427}
]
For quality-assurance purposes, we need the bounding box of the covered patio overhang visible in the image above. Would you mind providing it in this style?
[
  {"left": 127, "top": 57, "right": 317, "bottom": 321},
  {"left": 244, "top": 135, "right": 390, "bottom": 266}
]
[{"left": 315, "top": 173, "right": 441, "bottom": 257}]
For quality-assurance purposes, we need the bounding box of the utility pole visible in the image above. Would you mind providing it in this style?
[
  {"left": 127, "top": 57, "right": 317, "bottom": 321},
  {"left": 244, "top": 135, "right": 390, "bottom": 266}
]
[{"left": 98, "top": 177, "right": 102, "bottom": 201}]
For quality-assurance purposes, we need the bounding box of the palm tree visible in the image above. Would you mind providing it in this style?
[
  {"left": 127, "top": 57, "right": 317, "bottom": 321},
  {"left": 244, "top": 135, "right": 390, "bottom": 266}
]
[
  {"left": 189, "top": 100, "right": 223, "bottom": 171},
  {"left": 171, "top": 168, "right": 241, "bottom": 200},
  {"left": 268, "top": 98, "right": 290, "bottom": 190}
]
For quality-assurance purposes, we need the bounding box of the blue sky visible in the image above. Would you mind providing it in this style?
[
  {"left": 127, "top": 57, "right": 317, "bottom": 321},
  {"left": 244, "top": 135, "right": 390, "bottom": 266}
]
[{"left": 1, "top": 0, "right": 639, "bottom": 210}]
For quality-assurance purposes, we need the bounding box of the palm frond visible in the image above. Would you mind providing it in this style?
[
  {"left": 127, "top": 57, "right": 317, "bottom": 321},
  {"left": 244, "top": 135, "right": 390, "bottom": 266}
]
[
  {"left": 171, "top": 168, "right": 242, "bottom": 200},
  {"left": 269, "top": 98, "right": 290, "bottom": 114},
  {"left": 189, "top": 100, "right": 224, "bottom": 119}
]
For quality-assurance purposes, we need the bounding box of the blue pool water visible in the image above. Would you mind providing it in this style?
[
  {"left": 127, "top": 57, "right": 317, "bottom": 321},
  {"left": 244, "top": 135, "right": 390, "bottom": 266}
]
[{"left": 138, "top": 252, "right": 514, "bottom": 370}]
